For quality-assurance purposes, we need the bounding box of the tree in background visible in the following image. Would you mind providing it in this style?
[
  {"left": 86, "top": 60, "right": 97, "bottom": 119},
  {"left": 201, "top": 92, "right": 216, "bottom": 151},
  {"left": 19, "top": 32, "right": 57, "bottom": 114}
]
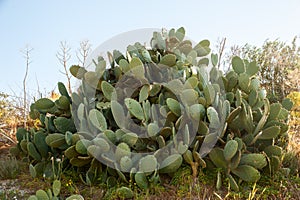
[{"left": 227, "top": 37, "right": 300, "bottom": 102}]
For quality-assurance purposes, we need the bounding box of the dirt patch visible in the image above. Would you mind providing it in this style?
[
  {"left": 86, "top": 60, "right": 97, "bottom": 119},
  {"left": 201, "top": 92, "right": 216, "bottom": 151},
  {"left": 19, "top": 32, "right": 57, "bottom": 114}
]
[{"left": 0, "top": 179, "right": 31, "bottom": 199}]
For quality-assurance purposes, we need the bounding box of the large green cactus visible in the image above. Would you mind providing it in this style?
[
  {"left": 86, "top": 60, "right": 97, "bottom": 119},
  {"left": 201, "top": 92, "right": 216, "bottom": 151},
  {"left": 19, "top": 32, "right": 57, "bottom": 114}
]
[{"left": 11, "top": 28, "right": 292, "bottom": 192}]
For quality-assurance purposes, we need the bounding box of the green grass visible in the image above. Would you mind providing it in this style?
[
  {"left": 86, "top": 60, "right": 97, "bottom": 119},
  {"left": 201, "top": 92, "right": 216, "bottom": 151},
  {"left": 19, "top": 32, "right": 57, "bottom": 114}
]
[
  {"left": 0, "top": 163, "right": 299, "bottom": 200},
  {"left": 0, "top": 156, "right": 23, "bottom": 179},
  {"left": 0, "top": 148, "right": 299, "bottom": 199}
]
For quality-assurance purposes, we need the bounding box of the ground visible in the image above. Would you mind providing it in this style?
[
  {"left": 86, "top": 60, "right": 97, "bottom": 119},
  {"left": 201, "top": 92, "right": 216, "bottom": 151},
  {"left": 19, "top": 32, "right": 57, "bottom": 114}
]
[{"left": 0, "top": 133, "right": 299, "bottom": 199}]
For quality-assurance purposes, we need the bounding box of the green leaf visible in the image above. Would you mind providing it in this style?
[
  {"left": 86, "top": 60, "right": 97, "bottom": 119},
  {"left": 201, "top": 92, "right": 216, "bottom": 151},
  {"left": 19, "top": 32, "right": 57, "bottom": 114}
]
[
  {"left": 224, "top": 140, "right": 238, "bottom": 161},
  {"left": 175, "top": 27, "right": 185, "bottom": 41},
  {"left": 166, "top": 98, "right": 181, "bottom": 117},
  {"left": 65, "top": 131, "right": 73, "bottom": 146},
  {"left": 203, "top": 85, "right": 215, "bottom": 106},
  {"left": 93, "top": 137, "right": 110, "bottom": 151},
  {"left": 120, "top": 156, "right": 132, "bottom": 172},
  {"left": 198, "top": 58, "right": 209, "bottom": 66},
  {"left": 159, "top": 154, "right": 183, "bottom": 173},
  {"left": 207, "top": 107, "right": 220, "bottom": 129},
  {"left": 147, "top": 122, "right": 160, "bottom": 137},
  {"left": 119, "top": 59, "right": 130, "bottom": 73},
  {"left": 240, "top": 154, "right": 267, "bottom": 170},
  {"left": 128, "top": 57, "right": 145, "bottom": 78},
  {"left": 199, "top": 39, "right": 210, "bottom": 47},
  {"left": 281, "top": 98, "right": 293, "bottom": 111},
  {"left": 232, "top": 56, "right": 245, "bottom": 74},
  {"left": 69, "top": 65, "right": 87, "bottom": 79},
  {"left": 228, "top": 174, "right": 239, "bottom": 191},
  {"left": 125, "top": 98, "right": 145, "bottom": 121},
  {"left": 28, "top": 196, "right": 38, "bottom": 200},
  {"left": 111, "top": 101, "right": 126, "bottom": 128},
  {"left": 181, "top": 89, "right": 198, "bottom": 106},
  {"left": 184, "top": 77, "right": 198, "bottom": 89},
  {"left": 232, "top": 165, "right": 260, "bottom": 182},
  {"left": 139, "top": 85, "right": 150, "bottom": 102},
  {"left": 263, "top": 145, "right": 282, "bottom": 157},
  {"left": 248, "top": 90, "right": 258, "bottom": 107},
  {"left": 35, "top": 190, "right": 50, "bottom": 200},
  {"left": 75, "top": 139, "right": 92, "bottom": 155},
  {"left": 129, "top": 57, "right": 143, "bottom": 69},
  {"left": 120, "top": 132, "right": 138, "bottom": 147},
  {"left": 189, "top": 104, "right": 206, "bottom": 121},
  {"left": 77, "top": 103, "right": 85, "bottom": 122},
  {"left": 113, "top": 50, "right": 126, "bottom": 64},
  {"left": 195, "top": 46, "right": 211, "bottom": 57},
  {"left": 268, "top": 103, "right": 282, "bottom": 120},
  {"left": 52, "top": 180, "right": 61, "bottom": 197},
  {"left": 246, "top": 61, "right": 259, "bottom": 76},
  {"left": 95, "top": 59, "right": 106, "bottom": 77},
  {"left": 35, "top": 98, "right": 55, "bottom": 110},
  {"left": 211, "top": 53, "right": 218, "bottom": 67},
  {"left": 139, "top": 155, "right": 157, "bottom": 173},
  {"left": 258, "top": 126, "right": 280, "bottom": 140},
  {"left": 84, "top": 71, "right": 101, "bottom": 90},
  {"left": 29, "top": 164, "right": 36, "bottom": 178},
  {"left": 66, "top": 195, "right": 84, "bottom": 200},
  {"left": 89, "top": 109, "right": 107, "bottom": 131},
  {"left": 159, "top": 54, "right": 177, "bottom": 67},
  {"left": 116, "top": 187, "right": 134, "bottom": 199},
  {"left": 101, "top": 81, "right": 115, "bottom": 101},
  {"left": 278, "top": 108, "right": 289, "bottom": 120},
  {"left": 209, "top": 147, "right": 227, "bottom": 169},
  {"left": 238, "top": 73, "right": 250, "bottom": 92},
  {"left": 194, "top": 39, "right": 210, "bottom": 49}
]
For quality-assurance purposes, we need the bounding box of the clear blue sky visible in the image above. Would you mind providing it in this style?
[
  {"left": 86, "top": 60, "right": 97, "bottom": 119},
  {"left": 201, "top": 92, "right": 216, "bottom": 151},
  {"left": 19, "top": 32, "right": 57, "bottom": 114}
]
[{"left": 1, "top": 0, "right": 300, "bottom": 99}]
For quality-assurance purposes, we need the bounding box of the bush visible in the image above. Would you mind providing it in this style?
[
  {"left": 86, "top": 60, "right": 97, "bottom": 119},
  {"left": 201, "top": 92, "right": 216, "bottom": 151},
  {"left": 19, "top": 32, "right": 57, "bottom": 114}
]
[
  {"left": 232, "top": 37, "right": 300, "bottom": 102},
  {"left": 12, "top": 27, "right": 293, "bottom": 193}
]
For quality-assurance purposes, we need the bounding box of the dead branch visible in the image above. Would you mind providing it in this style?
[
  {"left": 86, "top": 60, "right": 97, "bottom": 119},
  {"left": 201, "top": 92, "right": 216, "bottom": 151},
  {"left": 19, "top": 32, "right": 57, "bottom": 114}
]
[
  {"left": 217, "top": 37, "right": 226, "bottom": 69},
  {"left": 76, "top": 40, "right": 91, "bottom": 68},
  {"left": 0, "top": 129, "right": 16, "bottom": 144},
  {"left": 56, "top": 41, "right": 72, "bottom": 93},
  {"left": 20, "top": 45, "right": 33, "bottom": 128}
]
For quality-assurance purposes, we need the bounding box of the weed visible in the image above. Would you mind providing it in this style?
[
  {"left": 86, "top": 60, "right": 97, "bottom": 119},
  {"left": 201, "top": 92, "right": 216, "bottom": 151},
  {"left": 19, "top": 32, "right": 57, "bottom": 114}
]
[{"left": 0, "top": 156, "right": 21, "bottom": 179}]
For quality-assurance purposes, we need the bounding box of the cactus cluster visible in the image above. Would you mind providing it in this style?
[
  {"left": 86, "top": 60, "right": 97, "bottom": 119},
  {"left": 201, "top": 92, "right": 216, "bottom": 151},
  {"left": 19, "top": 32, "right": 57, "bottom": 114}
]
[
  {"left": 28, "top": 180, "right": 84, "bottom": 200},
  {"left": 206, "top": 56, "right": 293, "bottom": 190},
  {"left": 10, "top": 82, "right": 75, "bottom": 178},
  {"left": 11, "top": 27, "right": 292, "bottom": 192}
]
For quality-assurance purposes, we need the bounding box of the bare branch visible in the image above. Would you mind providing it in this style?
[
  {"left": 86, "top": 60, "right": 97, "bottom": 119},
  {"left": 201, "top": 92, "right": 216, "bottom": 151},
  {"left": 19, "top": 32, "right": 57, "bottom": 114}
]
[
  {"left": 20, "top": 45, "right": 33, "bottom": 128},
  {"left": 35, "top": 74, "right": 41, "bottom": 98},
  {"left": 56, "top": 41, "right": 72, "bottom": 93},
  {"left": 0, "top": 129, "right": 16, "bottom": 144},
  {"left": 217, "top": 37, "right": 226, "bottom": 69},
  {"left": 77, "top": 40, "right": 92, "bottom": 68}
]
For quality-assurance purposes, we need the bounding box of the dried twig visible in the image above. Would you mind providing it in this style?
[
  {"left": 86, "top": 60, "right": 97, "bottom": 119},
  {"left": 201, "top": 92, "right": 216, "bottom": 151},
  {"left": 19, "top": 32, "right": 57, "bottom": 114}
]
[
  {"left": 20, "top": 45, "right": 33, "bottom": 128},
  {"left": 76, "top": 40, "right": 92, "bottom": 68},
  {"left": 217, "top": 37, "right": 226, "bottom": 69},
  {"left": 0, "top": 129, "right": 16, "bottom": 144},
  {"left": 56, "top": 41, "right": 72, "bottom": 93}
]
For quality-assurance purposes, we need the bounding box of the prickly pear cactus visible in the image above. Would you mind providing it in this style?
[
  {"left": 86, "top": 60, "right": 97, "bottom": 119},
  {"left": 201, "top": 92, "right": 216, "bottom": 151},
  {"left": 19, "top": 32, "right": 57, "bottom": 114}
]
[{"left": 12, "top": 27, "right": 292, "bottom": 192}]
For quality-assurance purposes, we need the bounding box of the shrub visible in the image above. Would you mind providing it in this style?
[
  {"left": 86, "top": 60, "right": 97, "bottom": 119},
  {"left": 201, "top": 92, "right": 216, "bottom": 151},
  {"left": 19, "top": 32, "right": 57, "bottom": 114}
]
[{"left": 12, "top": 27, "right": 293, "bottom": 192}]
